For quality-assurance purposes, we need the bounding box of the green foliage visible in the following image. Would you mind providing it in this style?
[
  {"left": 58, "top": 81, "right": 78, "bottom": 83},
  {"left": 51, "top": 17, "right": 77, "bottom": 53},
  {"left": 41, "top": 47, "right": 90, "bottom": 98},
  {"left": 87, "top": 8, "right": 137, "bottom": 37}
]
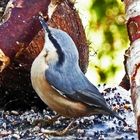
[{"left": 85, "top": 0, "right": 129, "bottom": 84}]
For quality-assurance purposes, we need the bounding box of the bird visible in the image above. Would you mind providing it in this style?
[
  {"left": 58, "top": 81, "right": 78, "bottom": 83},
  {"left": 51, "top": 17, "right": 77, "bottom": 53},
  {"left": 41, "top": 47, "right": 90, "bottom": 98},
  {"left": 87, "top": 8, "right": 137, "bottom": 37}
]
[{"left": 31, "top": 16, "right": 125, "bottom": 136}]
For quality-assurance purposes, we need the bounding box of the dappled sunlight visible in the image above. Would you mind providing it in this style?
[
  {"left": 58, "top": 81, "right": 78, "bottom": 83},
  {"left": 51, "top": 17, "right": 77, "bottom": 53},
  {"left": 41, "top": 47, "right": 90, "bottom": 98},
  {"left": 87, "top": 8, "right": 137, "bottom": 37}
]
[{"left": 76, "top": 0, "right": 129, "bottom": 84}]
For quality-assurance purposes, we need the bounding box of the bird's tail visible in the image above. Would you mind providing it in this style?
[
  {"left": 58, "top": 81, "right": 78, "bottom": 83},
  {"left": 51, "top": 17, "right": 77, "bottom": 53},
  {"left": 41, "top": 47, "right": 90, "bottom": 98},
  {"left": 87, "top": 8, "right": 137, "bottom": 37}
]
[{"left": 104, "top": 106, "right": 126, "bottom": 124}]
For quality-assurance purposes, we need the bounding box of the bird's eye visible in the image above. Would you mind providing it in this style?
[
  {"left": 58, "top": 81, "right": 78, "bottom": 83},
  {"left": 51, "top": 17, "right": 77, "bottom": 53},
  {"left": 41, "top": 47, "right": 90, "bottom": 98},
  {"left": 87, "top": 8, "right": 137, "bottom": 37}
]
[
  {"left": 44, "top": 53, "right": 48, "bottom": 58},
  {"left": 43, "top": 50, "right": 48, "bottom": 58}
]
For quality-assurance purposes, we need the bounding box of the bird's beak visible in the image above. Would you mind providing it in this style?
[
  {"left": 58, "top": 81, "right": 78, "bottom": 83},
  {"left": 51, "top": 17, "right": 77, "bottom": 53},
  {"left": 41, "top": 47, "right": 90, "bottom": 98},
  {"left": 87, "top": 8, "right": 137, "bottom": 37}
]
[{"left": 39, "top": 16, "right": 49, "bottom": 32}]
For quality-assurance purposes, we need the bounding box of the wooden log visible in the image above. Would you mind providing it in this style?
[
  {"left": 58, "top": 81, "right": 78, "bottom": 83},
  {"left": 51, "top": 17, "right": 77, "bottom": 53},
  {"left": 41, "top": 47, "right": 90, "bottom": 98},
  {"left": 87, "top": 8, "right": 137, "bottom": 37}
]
[{"left": 0, "top": 0, "right": 51, "bottom": 72}]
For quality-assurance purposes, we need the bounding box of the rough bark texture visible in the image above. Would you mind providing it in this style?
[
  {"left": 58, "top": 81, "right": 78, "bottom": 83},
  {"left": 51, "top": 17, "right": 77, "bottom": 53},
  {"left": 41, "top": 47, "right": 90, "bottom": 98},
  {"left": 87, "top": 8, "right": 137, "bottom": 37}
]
[
  {"left": 123, "top": 0, "right": 140, "bottom": 139},
  {"left": 0, "top": 0, "right": 51, "bottom": 71},
  {"left": 0, "top": 0, "right": 89, "bottom": 109}
]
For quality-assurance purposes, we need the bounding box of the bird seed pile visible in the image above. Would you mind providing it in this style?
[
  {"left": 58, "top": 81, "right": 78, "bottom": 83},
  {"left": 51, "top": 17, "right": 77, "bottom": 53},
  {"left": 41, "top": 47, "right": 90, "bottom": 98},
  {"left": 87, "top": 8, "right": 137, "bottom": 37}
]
[{"left": 0, "top": 86, "right": 137, "bottom": 140}]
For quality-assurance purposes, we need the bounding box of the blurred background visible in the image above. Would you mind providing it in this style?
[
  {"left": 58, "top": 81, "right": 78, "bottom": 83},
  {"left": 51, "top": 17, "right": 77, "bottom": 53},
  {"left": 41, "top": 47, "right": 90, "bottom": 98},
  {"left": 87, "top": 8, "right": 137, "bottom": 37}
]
[{"left": 75, "top": 0, "right": 129, "bottom": 85}]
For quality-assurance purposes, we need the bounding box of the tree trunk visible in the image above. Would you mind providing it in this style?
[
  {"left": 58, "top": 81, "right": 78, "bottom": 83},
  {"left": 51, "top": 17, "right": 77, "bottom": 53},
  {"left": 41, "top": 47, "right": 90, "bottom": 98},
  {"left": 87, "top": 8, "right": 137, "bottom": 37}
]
[{"left": 123, "top": 0, "right": 140, "bottom": 139}]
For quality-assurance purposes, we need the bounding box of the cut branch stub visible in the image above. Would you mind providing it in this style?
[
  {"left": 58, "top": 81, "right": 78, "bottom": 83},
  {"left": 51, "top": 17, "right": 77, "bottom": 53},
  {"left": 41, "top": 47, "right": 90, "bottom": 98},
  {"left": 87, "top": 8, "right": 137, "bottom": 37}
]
[{"left": 127, "top": 16, "right": 140, "bottom": 42}]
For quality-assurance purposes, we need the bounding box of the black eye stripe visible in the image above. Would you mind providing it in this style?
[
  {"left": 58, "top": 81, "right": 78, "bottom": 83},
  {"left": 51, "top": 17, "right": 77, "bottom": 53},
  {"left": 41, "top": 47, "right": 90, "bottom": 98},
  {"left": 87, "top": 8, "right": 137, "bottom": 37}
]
[
  {"left": 47, "top": 30, "right": 65, "bottom": 65},
  {"left": 39, "top": 16, "right": 65, "bottom": 65}
]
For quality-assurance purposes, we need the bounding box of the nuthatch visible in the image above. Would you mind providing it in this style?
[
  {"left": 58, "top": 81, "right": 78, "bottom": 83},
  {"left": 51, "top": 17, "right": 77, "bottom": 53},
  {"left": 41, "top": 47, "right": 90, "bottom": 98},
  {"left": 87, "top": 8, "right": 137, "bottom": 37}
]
[{"left": 31, "top": 16, "right": 125, "bottom": 135}]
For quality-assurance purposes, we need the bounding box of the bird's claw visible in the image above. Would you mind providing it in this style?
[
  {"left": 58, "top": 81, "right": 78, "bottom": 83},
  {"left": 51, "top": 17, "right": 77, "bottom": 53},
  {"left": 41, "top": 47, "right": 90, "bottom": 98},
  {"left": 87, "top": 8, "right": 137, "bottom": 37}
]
[
  {"left": 42, "top": 120, "right": 75, "bottom": 136},
  {"left": 32, "top": 114, "right": 60, "bottom": 126}
]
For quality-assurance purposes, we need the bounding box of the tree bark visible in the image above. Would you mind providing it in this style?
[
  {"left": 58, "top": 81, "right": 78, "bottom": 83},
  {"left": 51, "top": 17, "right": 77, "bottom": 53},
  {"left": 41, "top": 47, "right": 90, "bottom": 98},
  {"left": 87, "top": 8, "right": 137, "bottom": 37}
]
[
  {"left": 0, "top": 0, "right": 51, "bottom": 72},
  {"left": 123, "top": 0, "right": 140, "bottom": 139}
]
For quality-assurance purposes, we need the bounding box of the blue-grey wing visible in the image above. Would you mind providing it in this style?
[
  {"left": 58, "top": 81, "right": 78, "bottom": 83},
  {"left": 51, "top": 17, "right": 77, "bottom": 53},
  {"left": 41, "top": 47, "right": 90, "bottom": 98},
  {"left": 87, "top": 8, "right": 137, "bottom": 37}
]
[
  {"left": 71, "top": 89, "right": 109, "bottom": 110},
  {"left": 45, "top": 66, "right": 107, "bottom": 108}
]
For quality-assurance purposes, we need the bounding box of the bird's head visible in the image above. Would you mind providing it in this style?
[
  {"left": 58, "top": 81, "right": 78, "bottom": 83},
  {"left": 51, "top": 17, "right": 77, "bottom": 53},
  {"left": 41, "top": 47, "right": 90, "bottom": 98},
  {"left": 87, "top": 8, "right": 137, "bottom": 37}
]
[{"left": 39, "top": 16, "right": 79, "bottom": 67}]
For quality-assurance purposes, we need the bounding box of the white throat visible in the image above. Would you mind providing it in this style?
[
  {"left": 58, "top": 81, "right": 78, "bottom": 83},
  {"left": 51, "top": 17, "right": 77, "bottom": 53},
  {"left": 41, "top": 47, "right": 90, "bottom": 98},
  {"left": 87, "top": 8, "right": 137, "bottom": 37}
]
[{"left": 44, "top": 36, "right": 59, "bottom": 65}]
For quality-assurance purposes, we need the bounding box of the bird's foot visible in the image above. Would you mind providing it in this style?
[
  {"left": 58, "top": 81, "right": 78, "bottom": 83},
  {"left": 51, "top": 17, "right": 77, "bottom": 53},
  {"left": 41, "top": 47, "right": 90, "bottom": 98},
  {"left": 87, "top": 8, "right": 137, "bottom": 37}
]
[
  {"left": 42, "top": 120, "right": 76, "bottom": 136},
  {"left": 32, "top": 114, "right": 60, "bottom": 126}
]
